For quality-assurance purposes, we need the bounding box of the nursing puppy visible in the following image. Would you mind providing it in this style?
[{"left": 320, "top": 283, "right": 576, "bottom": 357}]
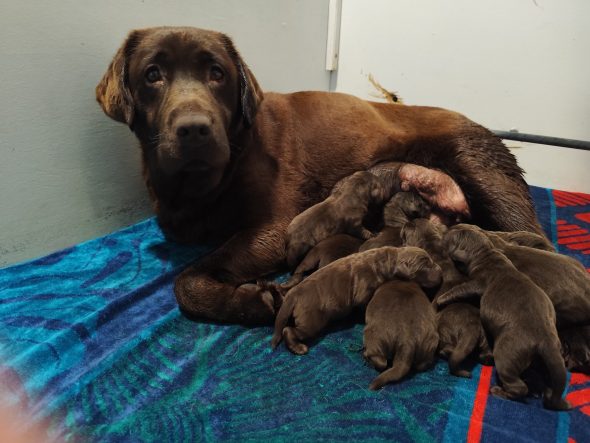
[
  {"left": 436, "top": 303, "right": 493, "bottom": 378},
  {"left": 359, "top": 192, "right": 431, "bottom": 252},
  {"left": 272, "top": 246, "right": 442, "bottom": 355},
  {"left": 436, "top": 226, "right": 570, "bottom": 410},
  {"left": 401, "top": 219, "right": 491, "bottom": 376},
  {"left": 280, "top": 234, "right": 363, "bottom": 290},
  {"left": 460, "top": 224, "right": 590, "bottom": 328},
  {"left": 364, "top": 280, "right": 439, "bottom": 390},
  {"left": 286, "top": 171, "right": 388, "bottom": 268}
]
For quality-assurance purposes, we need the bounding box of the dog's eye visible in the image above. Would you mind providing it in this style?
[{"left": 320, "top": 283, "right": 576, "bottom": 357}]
[
  {"left": 209, "top": 65, "right": 225, "bottom": 82},
  {"left": 145, "top": 66, "right": 163, "bottom": 83}
]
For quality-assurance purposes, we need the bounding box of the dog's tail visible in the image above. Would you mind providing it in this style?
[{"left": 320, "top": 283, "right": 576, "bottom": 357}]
[
  {"left": 369, "top": 346, "right": 413, "bottom": 390},
  {"left": 271, "top": 292, "right": 297, "bottom": 349},
  {"left": 448, "top": 337, "right": 477, "bottom": 378},
  {"left": 538, "top": 341, "right": 571, "bottom": 410}
]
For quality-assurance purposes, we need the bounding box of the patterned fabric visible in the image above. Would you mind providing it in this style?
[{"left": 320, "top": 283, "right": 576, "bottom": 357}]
[{"left": 0, "top": 186, "right": 589, "bottom": 442}]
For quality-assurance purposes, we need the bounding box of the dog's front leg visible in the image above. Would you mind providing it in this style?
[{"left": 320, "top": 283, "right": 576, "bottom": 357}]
[{"left": 174, "top": 221, "right": 288, "bottom": 325}]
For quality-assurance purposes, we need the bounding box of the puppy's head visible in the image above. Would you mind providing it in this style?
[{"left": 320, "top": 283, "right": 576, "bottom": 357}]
[
  {"left": 395, "top": 246, "right": 442, "bottom": 288},
  {"left": 383, "top": 192, "right": 431, "bottom": 226},
  {"left": 332, "top": 171, "right": 388, "bottom": 203},
  {"left": 96, "top": 27, "right": 263, "bottom": 193},
  {"left": 400, "top": 218, "right": 446, "bottom": 249},
  {"left": 443, "top": 224, "right": 493, "bottom": 265}
]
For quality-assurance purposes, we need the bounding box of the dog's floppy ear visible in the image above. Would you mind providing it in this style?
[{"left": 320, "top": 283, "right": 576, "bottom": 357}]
[
  {"left": 96, "top": 30, "right": 145, "bottom": 127},
  {"left": 219, "top": 33, "right": 263, "bottom": 128}
]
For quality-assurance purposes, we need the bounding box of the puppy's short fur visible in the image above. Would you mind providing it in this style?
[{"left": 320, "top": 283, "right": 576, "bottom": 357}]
[
  {"left": 364, "top": 280, "right": 439, "bottom": 390},
  {"left": 286, "top": 171, "right": 388, "bottom": 268},
  {"left": 280, "top": 234, "right": 363, "bottom": 290},
  {"left": 436, "top": 303, "right": 493, "bottom": 378},
  {"left": 360, "top": 191, "right": 431, "bottom": 252},
  {"left": 272, "top": 246, "right": 442, "bottom": 355},
  {"left": 461, "top": 224, "right": 590, "bottom": 328},
  {"left": 437, "top": 226, "right": 570, "bottom": 410},
  {"left": 401, "top": 219, "right": 491, "bottom": 376}
]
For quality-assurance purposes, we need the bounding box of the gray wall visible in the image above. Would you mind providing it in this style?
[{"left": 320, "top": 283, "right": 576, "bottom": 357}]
[{"left": 0, "top": 0, "right": 331, "bottom": 266}]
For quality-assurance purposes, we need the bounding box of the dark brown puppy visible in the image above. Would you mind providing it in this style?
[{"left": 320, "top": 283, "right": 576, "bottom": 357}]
[
  {"left": 401, "top": 219, "right": 491, "bottom": 377},
  {"left": 97, "top": 27, "right": 543, "bottom": 325},
  {"left": 285, "top": 171, "right": 387, "bottom": 269},
  {"left": 436, "top": 303, "right": 493, "bottom": 378},
  {"left": 436, "top": 226, "right": 570, "bottom": 410},
  {"left": 458, "top": 224, "right": 590, "bottom": 328},
  {"left": 359, "top": 191, "right": 431, "bottom": 252},
  {"left": 272, "top": 247, "right": 442, "bottom": 355},
  {"left": 493, "top": 230, "right": 555, "bottom": 252},
  {"left": 364, "top": 280, "right": 439, "bottom": 390},
  {"left": 280, "top": 234, "right": 362, "bottom": 290},
  {"left": 559, "top": 326, "right": 590, "bottom": 374}
]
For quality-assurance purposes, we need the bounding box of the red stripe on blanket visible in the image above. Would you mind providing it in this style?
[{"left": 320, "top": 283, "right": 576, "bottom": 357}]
[
  {"left": 566, "top": 389, "right": 590, "bottom": 408},
  {"left": 558, "top": 224, "right": 583, "bottom": 231},
  {"left": 570, "top": 373, "right": 590, "bottom": 385},
  {"left": 467, "top": 365, "right": 493, "bottom": 443},
  {"left": 558, "top": 230, "right": 588, "bottom": 238},
  {"left": 576, "top": 213, "right": 590, "bottom": 224},
  {"left": 559, "top": 235, "right": 590, "bottom": 245}
]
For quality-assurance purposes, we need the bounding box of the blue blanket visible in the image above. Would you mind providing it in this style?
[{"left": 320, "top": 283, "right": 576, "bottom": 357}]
[{"left": 1, "top": 186, "right": 589, "bottom": 442}]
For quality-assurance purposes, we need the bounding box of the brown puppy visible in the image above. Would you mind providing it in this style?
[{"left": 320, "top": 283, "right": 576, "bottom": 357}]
[
  {"left": 436, "top": 226, "right": 570, "bottom": 410},
  {"left": 272, "top": 246, "right": 442, "bottom": 355},
  {"left": 364, "top": 280, "right": 439, "bottom": 390},
  {"left": 97, "top": 27, "right": 543, "bottom": 325},
  {"left": 285, "top": 171, "right": 388, "bottom": 268},
  {"left": 279, "top": 234, "right": 362, "bottom": 290},
  {"left": 559, "top": 326, "right": 590, "bottom": 374},
  {"left": 359, "top": 191, "right": 431, "bottom": 252},
  {"left": 436, "top": 303, "right": 493, "bottom": 378},
  {"left": 401, "top": 219, "right": 491, "bottom": 376},
  {"left": 458, "top": 224, "right": 590, "bottom": 328},
  {"left": 493, "top": 231, "right": 555, "bottom": 252}
]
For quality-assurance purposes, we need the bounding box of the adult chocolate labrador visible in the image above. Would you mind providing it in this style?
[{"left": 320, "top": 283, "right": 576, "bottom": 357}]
[{"left": 96, "top": 26, "right": 542, "bottom": 325}]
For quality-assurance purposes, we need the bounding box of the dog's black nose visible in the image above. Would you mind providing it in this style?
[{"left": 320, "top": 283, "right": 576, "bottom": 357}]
[{"left": 174, "top": 115, "right": 212, "bottom": 143}]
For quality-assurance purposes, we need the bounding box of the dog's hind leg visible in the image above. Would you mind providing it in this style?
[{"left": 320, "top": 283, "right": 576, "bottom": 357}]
[
  {"left": 448, "top": 337, "right": 477, "bottom": 378},
  {"left": 490, "top": 339, "right": 530, "bottom": 400},
  {"left": 369, "top": 346, "right": 413, "bottom": 390},
  {"left": 540, "top": 340, "right": 571, "bottom": 411}
]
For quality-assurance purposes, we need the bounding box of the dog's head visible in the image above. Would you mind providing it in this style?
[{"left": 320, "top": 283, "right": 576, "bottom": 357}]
[
  {"left": 383, "top": 192, "right": 431, "bottom": 227},
  {"left": 96, "top": 27, "right": 263, "bottom": 194},
  {"left": 401, "top": 218, "right": 446, "bottom": 250},
  {"left": 395, "top": 246, "right": 442, "bottom": 288},
  {"left": 443, "top": 224, "right": 493, "bottom": 265}
]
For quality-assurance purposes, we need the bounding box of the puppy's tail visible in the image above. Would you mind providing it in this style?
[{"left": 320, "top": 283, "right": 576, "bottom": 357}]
[
  {"left": 271, "top": 293, "right": 297, "bottom": 349},
  {"left": 369, "top": 346, "right": 413, "bottom": 390},
  {"left": 539, "top": 341, "right": 571, "bottom": 410}
]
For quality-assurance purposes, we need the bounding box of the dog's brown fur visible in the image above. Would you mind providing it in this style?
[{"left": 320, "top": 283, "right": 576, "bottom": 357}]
[
  {"left": 436, "top": 303, "right": 493, "bottom": 378},
  {"left": 97, "top": 26, "right": 543, "bottom": 325},
  {"left": 364, "top": 280, "right": 439, "bottom": 390},
  {"left": 462, "top": 224, "right": 590, "bottom": 329},
  {"left": 436, "top": 226, "right": 570, "bottom": 410},
  {"left": 272, "top": 247, "right": 442, "bottom": 355},
  {"left": 400, "top": 219, "right": 492, "bottom": 377},
  {"left": 285, "top": 171, "right": 387, "bottom": 269},
  {"left": 280, "top": 234, "right": 363, "bottom": 290},
  {"left": 359, "top": 191, "right": 431, "bottom": 252}
]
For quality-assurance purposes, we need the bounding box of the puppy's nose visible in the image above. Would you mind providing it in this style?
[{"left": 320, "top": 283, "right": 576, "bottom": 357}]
[{"left": 174, "top": 114, "right": 212, "bottom": 143}]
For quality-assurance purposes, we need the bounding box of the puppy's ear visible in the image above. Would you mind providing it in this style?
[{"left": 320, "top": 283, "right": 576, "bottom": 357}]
[
  {"left": 220, "top": 33, "right": 264, "bottom": 128},
  {"left": 96, "top": 30, "right": 145, "bottom": 127}
]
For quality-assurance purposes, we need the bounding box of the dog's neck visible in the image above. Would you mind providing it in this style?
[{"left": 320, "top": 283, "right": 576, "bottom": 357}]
[{"left": 467, "top": 247, "right": 512, "bottom": 279}]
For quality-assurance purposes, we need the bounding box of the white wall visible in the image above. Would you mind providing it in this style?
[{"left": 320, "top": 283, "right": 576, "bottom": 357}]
[
  {"left": 0, "top": 0, "right": 331, "bottom": 266},
  {"left": 334, "top": 0, "right": 590, "bottom": 193}
]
